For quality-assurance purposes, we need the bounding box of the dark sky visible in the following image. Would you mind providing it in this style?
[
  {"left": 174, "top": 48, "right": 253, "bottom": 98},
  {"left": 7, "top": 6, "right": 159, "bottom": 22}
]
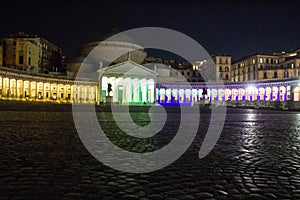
[{"left": 1, "top": 0, "right": 299, "bottom": 61}]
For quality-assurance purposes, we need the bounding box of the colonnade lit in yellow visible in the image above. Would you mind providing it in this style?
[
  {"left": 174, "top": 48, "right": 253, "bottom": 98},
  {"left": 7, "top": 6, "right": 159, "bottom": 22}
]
[{"left": 0, "top": 71, "right": 97, "bottom": 103}]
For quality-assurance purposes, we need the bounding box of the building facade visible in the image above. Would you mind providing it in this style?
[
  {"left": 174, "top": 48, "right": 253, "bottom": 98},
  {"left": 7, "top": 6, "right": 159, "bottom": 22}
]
[
  {"left": 231, "top": 49, "right": 300, "bottom": 82},
  {"left": 1, "top": 61, "right": 300, "bottom": 108},
  {"left": 0, "top": 32, "right": 64, "bottom": 74},
  {"left": 212, "top": 55, "right": 232, "bottom": 82}
]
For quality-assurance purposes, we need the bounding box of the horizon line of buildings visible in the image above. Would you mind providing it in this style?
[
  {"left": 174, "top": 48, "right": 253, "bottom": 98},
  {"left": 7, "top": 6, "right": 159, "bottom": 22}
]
[{"left": 0, "top": 32, "right": 299, "bottom": 84}]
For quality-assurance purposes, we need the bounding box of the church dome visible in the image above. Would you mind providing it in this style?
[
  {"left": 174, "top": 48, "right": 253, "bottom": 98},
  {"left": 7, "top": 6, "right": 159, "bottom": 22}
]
[{"left": 66, "top": 25, "right": 147, "bottom": 77}]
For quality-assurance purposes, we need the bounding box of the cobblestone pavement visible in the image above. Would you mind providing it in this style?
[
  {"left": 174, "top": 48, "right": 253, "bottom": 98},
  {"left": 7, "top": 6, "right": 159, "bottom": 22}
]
[{"left": 0, "top": 103, "right": 300, "bottom": 199}]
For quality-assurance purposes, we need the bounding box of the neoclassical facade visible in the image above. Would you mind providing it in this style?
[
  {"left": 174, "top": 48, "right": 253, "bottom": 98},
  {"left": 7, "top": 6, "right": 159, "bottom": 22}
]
[
  {"left": 1, "top": 62, "right": 300, "bottom": 107},
  {"left": 97, "top": 61, "right": 157, "bottom": 104}
]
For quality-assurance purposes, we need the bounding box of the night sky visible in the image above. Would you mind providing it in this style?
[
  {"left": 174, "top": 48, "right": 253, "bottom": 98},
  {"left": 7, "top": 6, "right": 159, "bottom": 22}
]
[{"left": 1, "top": 0, "right": 299, "bottom": 61}]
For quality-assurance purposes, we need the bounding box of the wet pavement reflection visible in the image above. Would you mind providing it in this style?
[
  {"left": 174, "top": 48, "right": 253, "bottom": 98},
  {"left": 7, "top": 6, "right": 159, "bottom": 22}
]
[{"left": 0, "top": 104, "right": 299, "bottom": 199}]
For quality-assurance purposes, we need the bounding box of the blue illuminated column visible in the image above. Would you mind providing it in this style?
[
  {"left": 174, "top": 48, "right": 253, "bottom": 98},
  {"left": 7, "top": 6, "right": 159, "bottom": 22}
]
[
  {"left": 277, "top": 86, "right": 280, "bottom": 101},
  {"left": 197, "top": 89, "right": 199, "bottom": 102},
  {"left": 158, "top": 88, "right": 160, "bottom": 103},
  {"left": 183, "top": 89, "right": 186, "bottom": 103},
  {"left": 242, "top": 88, "right": 246, "bottom": 101},
  {"left": 284, "top": 86, "right": 287, "bottom": 101},
  {"left": 264, "top": 87, "right": 267, "bottom": 101},
  {"left": 164, "top": 88, "right": 167, "bottom": 103},
  {"left": 270, "top": 87, "right": 273, "bottom": 101},
  {"left": 190, "top": 89, "right": 192, "bottom": 104}
]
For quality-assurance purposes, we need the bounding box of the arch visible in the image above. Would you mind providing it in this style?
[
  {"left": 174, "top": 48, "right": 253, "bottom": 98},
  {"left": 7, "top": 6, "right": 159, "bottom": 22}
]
[
  {"left": 30, "top": 81, "right": 37, "bottom": 99},
  {"left": 294, "top": 87, "right": 300, "bottom": 101},
  {"left": 9, "top": 79, "right": 17, "bottom": 98},
  {"left": 238, "top": 88, "right": 245, "bottom": 101},
  {"left": 272, "top": 87, "right": 279, "bottom": 101},
  {"left": 64, "top": 84, "right": 71, "bottom": 101},
  {"left": 50, "top": 83, "right": 58, "bottom": 100},
  {"left": 37, "top": 82, "right": 44, "bottom": 99},
  {"left": 23, "top": 80, "right": 30, "bottom": 98},
  {"left": 279, "top": 86, "right": 286, "bottom": 101},
  {"left": 16, "top": 80, "right": 23, "bottom": 98},
  {"left": 258, "top": 87, "right": 265, "bottom": 101},
  {"left": 224, "top": 88, "right": 231, "bottom": 101},
  {"left": 58, "top": 84, "right": 65, "bottom": 100},
  {"left": 44, "top": 83, "right": 51, "bottom": 99},
  {"left": 265, "top": 87, "right": 272, "bottom": 101},
  {"left": 218, "top": 89, "right": 225, "bottom": 101}
]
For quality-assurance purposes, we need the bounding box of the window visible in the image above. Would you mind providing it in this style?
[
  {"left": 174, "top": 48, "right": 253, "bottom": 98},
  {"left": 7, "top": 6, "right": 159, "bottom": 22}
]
[
  {"left": 274, "top": 71, "right": 278, "bottom": 78},
  {"left": 13, "top": 41, "right": 16, "bottom": 46},
  {"left": 225, "top": 74, "right": 229, "bottom": 80},
  {"left": 219, "top": 58, "right": 222, "bottom": 64},
  {"left": 260, "top": 58, "right": 263, "bottom": 64},
  {"left": 284, "top": 71, "right": 288, "bottom": 78},
  {"left": 181, "top": 71, "right": 184, "bottom": 75},
  {"left": 225, "top": 59, "right": 228, "bottom": 64},
  {"left": 252, "top": 59, "right": 255, "bottom": 64},
  {"left": 193, "top": 71, "right": 195, "bottom": 77},
  {"left": 28, "top": 57, "right": 31, "bottom": 65},
  {"left": 263, "top": 72, "right": 267, "bottom": 79},
  {"left": 219, "top": 66, "right": 222, "bottom": 72},
  {"left": 225, "top": 66, "right": 229, "bottom": 72},
  {"left": 291, "top": 63, "right": 294, "bottom": 69},
  {"left": 187, "top": 72, "right": 190, "bottom": 76},
  {"left": 19, "top": 56, "right": 24, "bottom": 64}
]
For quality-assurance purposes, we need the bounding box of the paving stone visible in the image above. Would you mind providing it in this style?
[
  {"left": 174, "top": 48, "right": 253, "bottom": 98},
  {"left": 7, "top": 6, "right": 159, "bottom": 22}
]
[{"left": 0, "top": 106, "right": 299, "bottom": 199}]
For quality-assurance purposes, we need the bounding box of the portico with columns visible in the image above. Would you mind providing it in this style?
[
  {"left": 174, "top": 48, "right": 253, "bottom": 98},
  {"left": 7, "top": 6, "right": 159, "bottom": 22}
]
[{"left": 97, "top": 60, "right": 157, "bottom": 104}]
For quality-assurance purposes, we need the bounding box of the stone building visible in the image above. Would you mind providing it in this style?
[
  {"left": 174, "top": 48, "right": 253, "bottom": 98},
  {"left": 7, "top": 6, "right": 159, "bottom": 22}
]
[
  {"left": 212, "top": 55, "right": 232, "bottom": 82},
  {"left": 0, "top": 32, "right": 64, "bottom": 74},
  {"left": 231, "top": 49, "right": 300, "bottom": 82}
]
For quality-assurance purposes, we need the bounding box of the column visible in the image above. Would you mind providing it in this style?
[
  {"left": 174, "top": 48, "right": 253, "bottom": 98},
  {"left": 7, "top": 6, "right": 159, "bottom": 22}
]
[
  {"left": 98, "top": 76, "right": 102, "bottom": 104},
  {"left": 183, "top": 89, "right": 186, "bottom": 103},
  {"left": 264, "top": 87, "right": 267, "bottom": 101},
  {"left": 190, "top": 89, "right": 192, "bottom": 104},
  {"left": 35, "top": 82, "right": 38, "bottom": 100},
  {"left": 284, "top": 86, "right": 287, "bottom": 101},
  {"left": 277, "top": 86, "right": 280, "bottom": 101},
  {"left": 7, "top": 78, "right": 10, "bottom": 97},
  {"left": 14, "top": 80, "right": 17, "bottom": 98},
  {"left": 29, "top": 81, "right": 31, "bottom": 99},
  {"left": 270, "top": 87, "right": 273, "bottom": 101},
  {"left": 157, "top": 88, "right": 160, "bottom": 103}
]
